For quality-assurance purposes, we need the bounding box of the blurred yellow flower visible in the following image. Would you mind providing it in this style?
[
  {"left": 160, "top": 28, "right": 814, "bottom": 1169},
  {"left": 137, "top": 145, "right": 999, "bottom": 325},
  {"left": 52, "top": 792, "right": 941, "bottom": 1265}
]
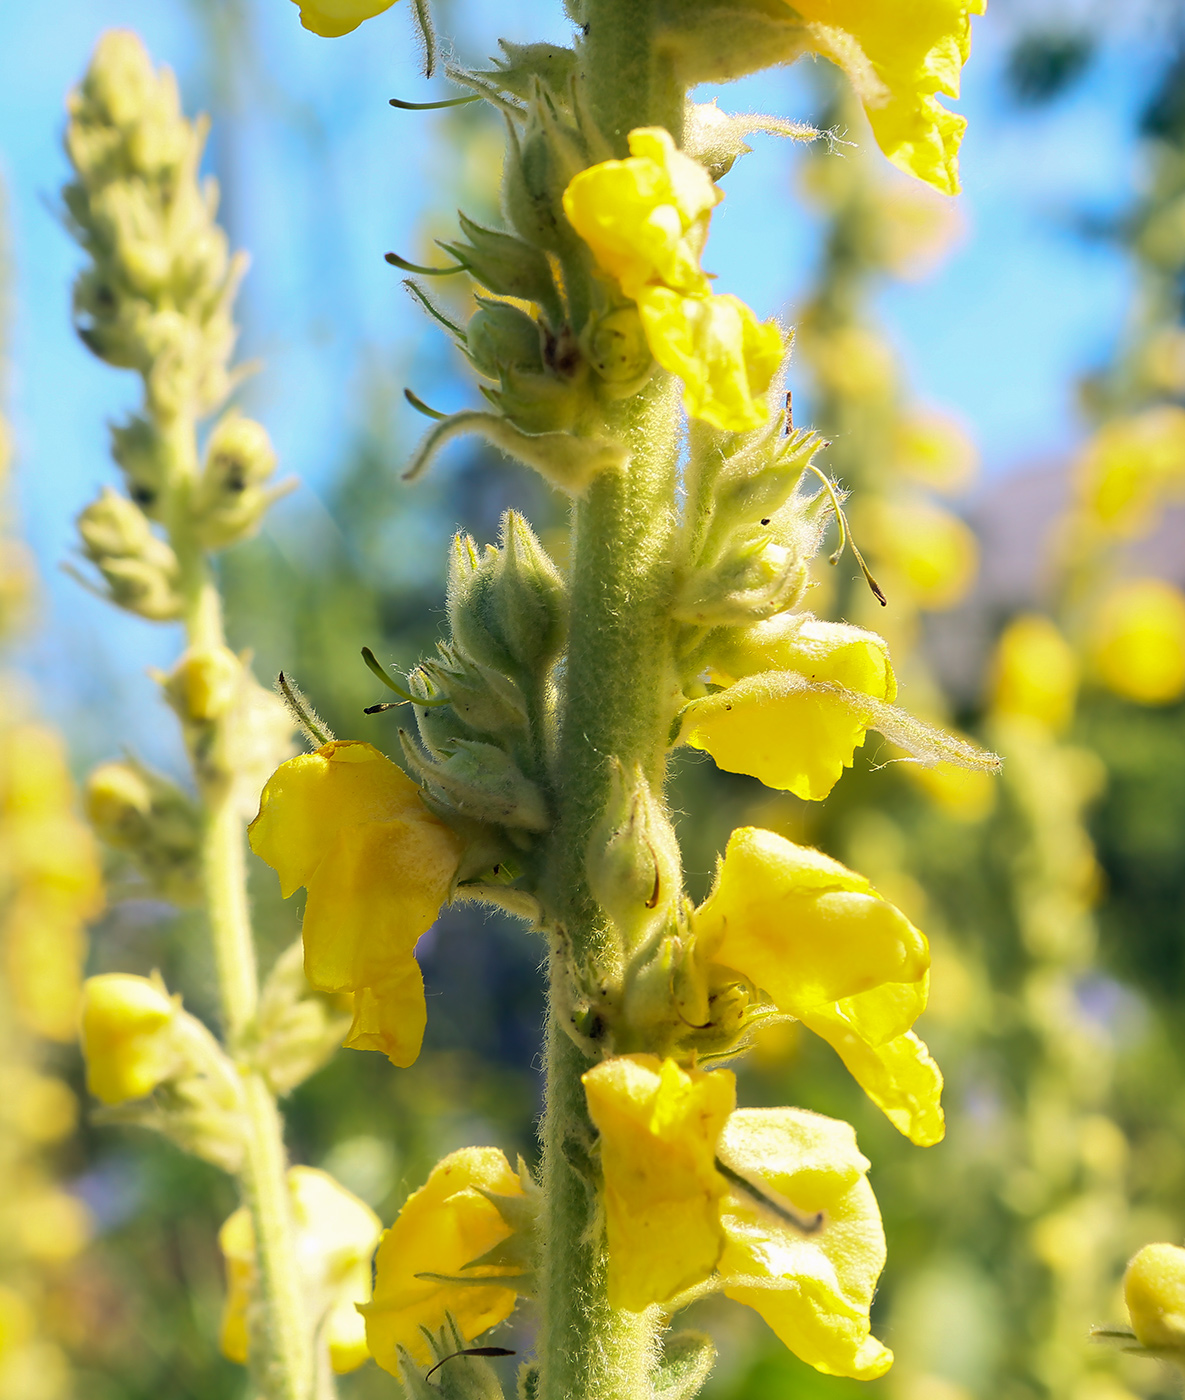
[
  {"left": 990, "top": 614, "right": 1078, "bottom": 734},
  {"left": 563, "top": 127, "right": 783, "bottom": 431},
  {"left": 788, "top": 0, "right": 985, "bottom": 196},
  {"left": 695, "top": 827, "right": 944, "bottom": 1145},
  {"left": 682, "top": 618, "right": 896, "bottom": 800},
  {"left": 582, "top": 1055, "right": 735, "bottom": 1310},
  {"left": 1123, "top": 1243, "right": 1185, "bottom": 1349},
  {"left": 249, "top": 741, "right": 462, "bottom": 1067},
  {"left": 862, "top": 499, "right": 977, "bottom": 610},
  {"left": 291, "top": 0, "right": 398, "bottom": 37},
  {"left": 1091, "top": 578, "right": 1185, "bottom": 706},
  {"left": 362, "top": 1146, "right": 526, "bottom": 1371},
  {"left": 79, "top": 973, "right": 177, "bottom": 1105},
  {"left": 1077, "top": 406, "right": 1185, "bottom": 538},
  {"left": 894, "top": 409, "right": 978, "bottom": 493},
  {"left": 718, "top": 1107, "right": 892, "bottom": 1379},
  {"left": 904, "top": 757, "right": 997, "bottom": 823},
  {"left": 220, "top": 1166, "right": 381, "bottom": 1374}
]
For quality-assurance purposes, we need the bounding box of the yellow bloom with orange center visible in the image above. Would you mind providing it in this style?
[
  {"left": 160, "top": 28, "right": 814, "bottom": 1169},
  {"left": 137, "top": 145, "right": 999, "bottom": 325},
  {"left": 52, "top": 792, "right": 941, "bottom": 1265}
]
[
  {"left": 695, "top": 828, "right": 944, "bottom": 1145},
  {"left": 563, "top": 127, "right": 783, "bottom": 432},
  {"left": 290, "top": 0, "right": 398, "bottom": 37},
  {"left": 362, "top": 1146, "right": 527, "bottom": 1371},
  {"left": 1091, "top": 578, "right": 1185, "bottom": 706},
  {"left": 249, "top": 741, "right": 462, "bottom": 1067},
  {"left": 583, "top": 1055, "right": 735, "bottom": 1310},
  {"left": 582, "top": 1055, "right": 893, "bottom": 1379},
  {"left": 788, "top": 0, "right": 986, "bottom": 196},
  {"left": 79, "top": 973, "right": 178, "bottom": 1105},
  {"left": 681, "top": 617, "right": 896, "bottom": 801},
  {"left": 990, "top": 614, "right": 1079, "bottom": 734},
  {"left": 219, "top": 1166, "right": 381, "bottom": 1374}
]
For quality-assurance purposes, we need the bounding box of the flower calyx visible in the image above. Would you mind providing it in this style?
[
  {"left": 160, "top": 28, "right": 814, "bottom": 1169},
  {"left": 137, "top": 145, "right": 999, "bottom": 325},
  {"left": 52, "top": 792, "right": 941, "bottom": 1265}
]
[{"left": 85, "top": 754, "right": 203, "bottom": 905}]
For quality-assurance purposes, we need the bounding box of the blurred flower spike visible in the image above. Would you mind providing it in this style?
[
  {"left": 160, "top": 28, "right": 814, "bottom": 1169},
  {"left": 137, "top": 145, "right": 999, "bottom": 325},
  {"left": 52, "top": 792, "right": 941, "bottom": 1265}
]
[
  {"left": 1091, "top": 578, "right": 1185, "bottom": 706},
  {"left": 219, "top": 1166, "right": 381, "bottom": 1374},
  {"left": 563, "top": 127, "right": 784, "bottom": 432},
  {"left": 362, "top": 1146, "right": 532, "bottom": 1373},
  {"left": 583, "top": 1055, "right": 893, "bottom": 1380},
  {"left": 291, "top": 0, "right": 398, "bottom": 38},
  {"left": 249, "top": 740, "right": 463, "bottom": 1067},
  {"left": 695, "top": 828, "right": 944, "bottom": 1145}
]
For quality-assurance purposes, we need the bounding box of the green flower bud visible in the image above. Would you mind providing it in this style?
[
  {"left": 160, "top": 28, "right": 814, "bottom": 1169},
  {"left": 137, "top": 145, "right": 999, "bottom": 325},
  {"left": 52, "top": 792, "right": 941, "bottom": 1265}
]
[
  {"left": 467, "top": 300, "right": 545, "bottom": 381},
  {"left": 584, "top": 307, "right": 654, "bottom": 397},
  {"left": 443, "top": 214, "right": 560, "bottom": 310},
  {"left": 401, "top": 731, "right": 549, "bottom": 832},
  {"left": 674, "top": 536, "right": 808, "bottom": 626},
  {"left": 109, "top": 415, "right": 166, "bottom": 515},
  {"left": 86, "top": 757, "right": 202, "bottom": 905},
  {"left": 77, "top": 487, "right": 181, "bottom": 620},
  {"left": 418, "top": 649, "right": 530, "bottom": 742},
  {"left": 502, "top": 98, "right": 588, "bottom": 255},
  {"left": 476, "top": 40, "right": 578, "bottom": 102},
  {"left": 192, "top": 411, "right": 280, "bottom": 551},
  {"left": 253, "top": 941, "right": 352, "bottom": 1097}
]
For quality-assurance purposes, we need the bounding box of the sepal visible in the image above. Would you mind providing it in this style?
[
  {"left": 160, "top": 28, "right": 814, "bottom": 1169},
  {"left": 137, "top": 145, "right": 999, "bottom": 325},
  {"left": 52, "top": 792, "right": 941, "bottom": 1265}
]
[
  {"left": 251, "top": 939, "right": 352, "bottom": 1096},
  {"left": 75, "top": 486, "right": 182, "bottom": 620},
  {"left": 444, "top": 215, "right": 561, "bottom": 316},
  {"left": 85, "top": 755, "right": 202, "bottom": 905},
  {"left": 472, "top": 40, "right": 578, "bottom": 102},
  {"left": 400, "top": 730, "right": 549, "bottom": 831},
  {"left": 655, "top": 1331, "right": 717, "bottom": 1400},
  {"left": 396, "top": 1318, "right": 508, "bottom": 1400}
]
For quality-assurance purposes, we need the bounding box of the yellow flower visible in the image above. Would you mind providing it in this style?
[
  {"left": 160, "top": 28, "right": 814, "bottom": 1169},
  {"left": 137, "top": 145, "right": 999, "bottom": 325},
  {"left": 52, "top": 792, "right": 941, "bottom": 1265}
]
[
  {"left": 1091, "top": 578, "right": 1185, "bottom": 706},
  {"left": 990, "top": 614, "right": 1078, "bottom": 734},
  {"left": 582, "top": 1056, "right": 735, "bottom": 1310},
  {"left": 1124, "top": 1243, "right": 1185, "bottom": 1350},
  {"left": 562, "top": 127, "right": 782, "bottom": 432},
  {"left": 219, "top": 1166, "right": 381, "bottom": 1374},
  {"left": 682, "top": 618, "right": 896, "bottom": 801},
  {"left": 861, "top": 498, "right": 977, "bottom": 610},
  {"left": 718, "top": 1107, "right": 893, "bottom": 1379},
  {"left": 1077, "top": 406, "right": 1185, "bottom": 538},
  {"left": 695, "top": 828, "right": 944, "bottom": 1145},
  {"left": 788, "top": 0, "right": 986, "bottom": 196},
  {"left": 291, "top": 0, "right": 398, "bottom": 37},
  {"left": 362, "top": 1146, "right": 526, "bottom": 1371},
  {"left": 79, "top": 973, "right": 178, "bottom": 1105},
  {"left": 249, "top": 741, "right": 462, "bottom": 1067}
]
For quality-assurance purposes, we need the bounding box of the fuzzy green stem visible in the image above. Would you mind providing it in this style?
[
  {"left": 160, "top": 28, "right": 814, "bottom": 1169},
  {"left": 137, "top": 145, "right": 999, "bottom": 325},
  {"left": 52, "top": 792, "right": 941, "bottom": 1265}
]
[{"left": 538, "top": 372, "right": 683, "bottom": 1400}]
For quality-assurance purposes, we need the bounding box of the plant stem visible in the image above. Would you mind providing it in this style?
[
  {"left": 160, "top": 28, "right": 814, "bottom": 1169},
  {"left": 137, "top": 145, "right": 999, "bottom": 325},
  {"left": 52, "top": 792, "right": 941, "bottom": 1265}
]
[
  {"left": 539, "top": 370, "right": 683, "bottom": 1400},
  {"left": 169, "top": 424, "right": 312, "bottom": 1400}
]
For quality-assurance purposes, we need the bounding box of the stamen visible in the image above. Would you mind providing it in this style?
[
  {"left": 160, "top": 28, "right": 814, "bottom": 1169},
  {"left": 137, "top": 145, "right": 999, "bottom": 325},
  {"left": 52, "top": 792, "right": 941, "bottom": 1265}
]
[{"left": 715, "top": 1158, "right": 825, "bottom": 1234}]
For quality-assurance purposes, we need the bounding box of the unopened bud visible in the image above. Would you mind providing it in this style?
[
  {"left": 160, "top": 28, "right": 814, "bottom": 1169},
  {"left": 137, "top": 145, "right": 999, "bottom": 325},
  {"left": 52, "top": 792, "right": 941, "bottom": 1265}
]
[
  {"left": 77, "top": 486, "right": 181, "bottom": 620},
  {"left": 163, "top": 644, "right": 242, "bottom": 723},
  {"left": 254, "top": 941, "right": 352, "bottom": 1096},
  {"left": 467, "top": 300, "right": 545, "bottom": 380},
  {"left": 503, "top": 99, "right": 588, "bottom": 255},
  {"left": 491, "top": 511, "right": 567, "bottom": 674},
  {"left": 585, "top": 307, "right": 654, "bottom": 396},
  {"left": 109, "top": 414, "right": 166, "bottom": 515},
  {"left": 443, "top": 213, "right": 559, "bottom": 308},
  {"left": 401, "top": 731, "right": 549, "bottom": 832},
  {"left": 192, "top": 411, "right": 280, "bottom": 551},
  {"left": 86, "top": 757, "right": 202, "bottom": 906},
  {"left": 1125, "top": 1243, "right": 1185, "bottom": 1350}
]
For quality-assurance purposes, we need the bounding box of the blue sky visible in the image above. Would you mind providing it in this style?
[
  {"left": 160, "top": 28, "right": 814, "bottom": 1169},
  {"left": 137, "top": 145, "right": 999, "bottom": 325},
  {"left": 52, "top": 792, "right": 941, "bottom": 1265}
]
[{"left": 0, "top": 0, "right": 1162, "bottom": 767}]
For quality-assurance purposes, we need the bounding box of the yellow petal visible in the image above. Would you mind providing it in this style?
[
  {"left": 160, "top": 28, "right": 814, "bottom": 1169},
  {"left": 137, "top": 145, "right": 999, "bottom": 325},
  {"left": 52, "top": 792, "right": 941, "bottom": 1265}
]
[
  {"left": 718, "top": 1107, "right": 893, "bottom": 1380},
  {"left": 709, "top": 616, "right": 897, "bottom": 694},
  {"left": 363, "top": 1147, "right": 525, "bottom": 1372},
  {"left": 342, "top": 963, "right": 427, "bottom": 1069},
  {"left": 583, "top": 1055, "right": 735, "bottom": 1310},
  {"left": 637, "top": 288, "right": 783, "bottom": 432},
  {"left": 1124, "top": 1243, "right": 1185, "bottom": 1349},
  {"left": 218, "top": 1167, "right": 381, "bottom": 1373},
  {"left": 695, "top": 827, "right": 930, "bottom": 1018},
  {"left": 562, "top": 127, "right": 719, "bottom": 301},
  {"left": 990, "top": 615, "right": 1078, "bottom": 733},
  {"left": 291, "top": 0, "right": 398, "bottom": 36},
  {"left": 789, "top": 0, "right": 985, "bottom": 195},
  {"left": 250, "top": 741, "right": 433, "bottom": 899},
  {"left": 1091, "top": 578, "right": 1185, "bottom": 706},
  {"left": 798, "top": 1007, "right": 945, "bottom": 1145},
  {"left": 79, "top": 974, "right": 177, "bottom": 1105}
]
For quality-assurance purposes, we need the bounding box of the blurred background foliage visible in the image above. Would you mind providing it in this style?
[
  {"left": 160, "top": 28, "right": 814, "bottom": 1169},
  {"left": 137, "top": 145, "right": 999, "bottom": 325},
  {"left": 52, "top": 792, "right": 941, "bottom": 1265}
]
[{"left": 4, "top": 2, "right": 1185, "bottom": 1399}]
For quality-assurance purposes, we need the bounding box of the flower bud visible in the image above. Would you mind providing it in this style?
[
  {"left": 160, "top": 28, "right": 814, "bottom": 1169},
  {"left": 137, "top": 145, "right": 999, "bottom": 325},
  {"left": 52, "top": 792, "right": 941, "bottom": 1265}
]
[
  {"left": 503, "top": 99, "right": 588, "bottom": 255},
  {"left": 77, "top": 487, "right": 181, "bottom": 620},
  {"left": 80, "top": 973, "right": 179, "bottom": 1104},
  {"left": 584, "top": 307, "right": 654, "bottom": 397},
  {"left": 401, "top": 732, "right": 549, "bottom": 832},
  {"left": 254, "top": 941, "right": 352, "bottom": 1099},
  {"left": 467, "top": 300, "right": 545, "bottom": 381},
  {"left": 86, "top": 757, "right": 202, "bottom": 906},
  {"left": 443, "top": 213, "right": 560, "bottom": 308},
  {"left": 586, "top": 759, "right": 681, "bottom": 949},
  {"left": 109, "top": 414, "right": 166, "bottom": 515},
  {"left": 192, "top": 411, "right": 281, "bottom": 551},
  {"left": 163, "top": 644, "right": 242, "bottom": 724},
  {"left": 1125, "top": 1243, "right": 1185, "bottom": 1349}
]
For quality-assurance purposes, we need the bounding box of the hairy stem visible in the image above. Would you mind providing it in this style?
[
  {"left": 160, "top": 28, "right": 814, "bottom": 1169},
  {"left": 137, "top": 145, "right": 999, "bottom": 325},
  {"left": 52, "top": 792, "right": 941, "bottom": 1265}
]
[{"left": 539, "top": 368, "right": 683, "bottom": 1400}]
